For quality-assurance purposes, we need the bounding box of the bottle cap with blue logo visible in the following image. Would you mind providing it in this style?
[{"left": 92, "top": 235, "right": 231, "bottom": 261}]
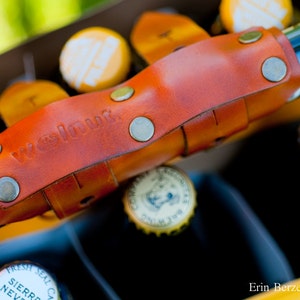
[
  {"left": 0, "top": 260, "right": 67, "bottom": 300},
  {"left": 122, "top": 165, "right": 197, "bottom": 236}
]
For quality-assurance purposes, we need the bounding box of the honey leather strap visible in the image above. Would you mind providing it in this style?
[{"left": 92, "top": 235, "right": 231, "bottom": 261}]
[
  {"left": 131, "top": 11, "right": 300, "bottom": 145},
  {"left": 1, "top": 26, "right": 300, "bottom": 226}
]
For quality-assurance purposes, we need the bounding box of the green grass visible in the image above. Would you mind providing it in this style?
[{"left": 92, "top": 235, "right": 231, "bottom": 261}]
[{"left": 0, "top": 0, "right": 110, "bottom": 54}]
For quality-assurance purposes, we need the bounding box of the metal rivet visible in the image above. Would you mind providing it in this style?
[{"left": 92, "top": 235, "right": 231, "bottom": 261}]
[
  {"left": 110, "top": 86, "right": 134, "bottom": 101},
  {"left": 129, "top": 116, "right": 155, "bottom": 142},
  {"left": 262, "top": 57, "right": 287, "bottom": 82},
  {"left": 288, "top": 87, "right": 300, "bottom": 102},
  {"left": 0, "top": 177, "right": 20, "bottom": 202},
  {"left": 239, "top": 31, "right": 262, "bottom": 44},
  {"left": 0, "top": 145, "right": 2, "bottom": 153}
]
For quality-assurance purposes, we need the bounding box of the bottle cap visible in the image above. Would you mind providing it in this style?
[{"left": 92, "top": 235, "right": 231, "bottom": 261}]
[
  {"left": 130, "top": 11, "right": 210, "bottom": 64},
  {"left": 0, "top": 261, "right": 61, "bottom": 300},
  {"left": 219, "top": 0, "right": 293, "bottom": 33},
  {"left": 123, "top": 165, "right": 197, "bottom": 236},
  {"left": 59, "top": 26, "right": 131, "bottom": 93},
  {"left": 0, "top": 80, "right": 69, "bottom": 127}
]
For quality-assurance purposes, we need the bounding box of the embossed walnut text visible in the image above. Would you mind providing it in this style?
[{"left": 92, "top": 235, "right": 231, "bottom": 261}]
[{"left": 10, "top": 109, "right": 119, "bottom": 163}]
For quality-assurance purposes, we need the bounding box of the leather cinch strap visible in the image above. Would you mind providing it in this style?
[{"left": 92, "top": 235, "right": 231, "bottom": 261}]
[{"left": 1, "top": 26, "right": 300, "bottom": 225}]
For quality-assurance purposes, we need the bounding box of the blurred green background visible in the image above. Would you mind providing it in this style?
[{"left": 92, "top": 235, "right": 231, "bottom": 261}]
[{"left": 0, "top": 0, "right": 111, "bottom": 54}]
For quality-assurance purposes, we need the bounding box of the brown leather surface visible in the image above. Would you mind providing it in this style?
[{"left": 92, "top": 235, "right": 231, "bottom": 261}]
[{"left": 1, "top": 26, "right": 300, "bottom": 225}]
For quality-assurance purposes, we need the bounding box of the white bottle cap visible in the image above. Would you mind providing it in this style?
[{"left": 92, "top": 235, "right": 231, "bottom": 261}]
[{"left": 0, "top": 261, "right": 61, "bottom": 300}]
